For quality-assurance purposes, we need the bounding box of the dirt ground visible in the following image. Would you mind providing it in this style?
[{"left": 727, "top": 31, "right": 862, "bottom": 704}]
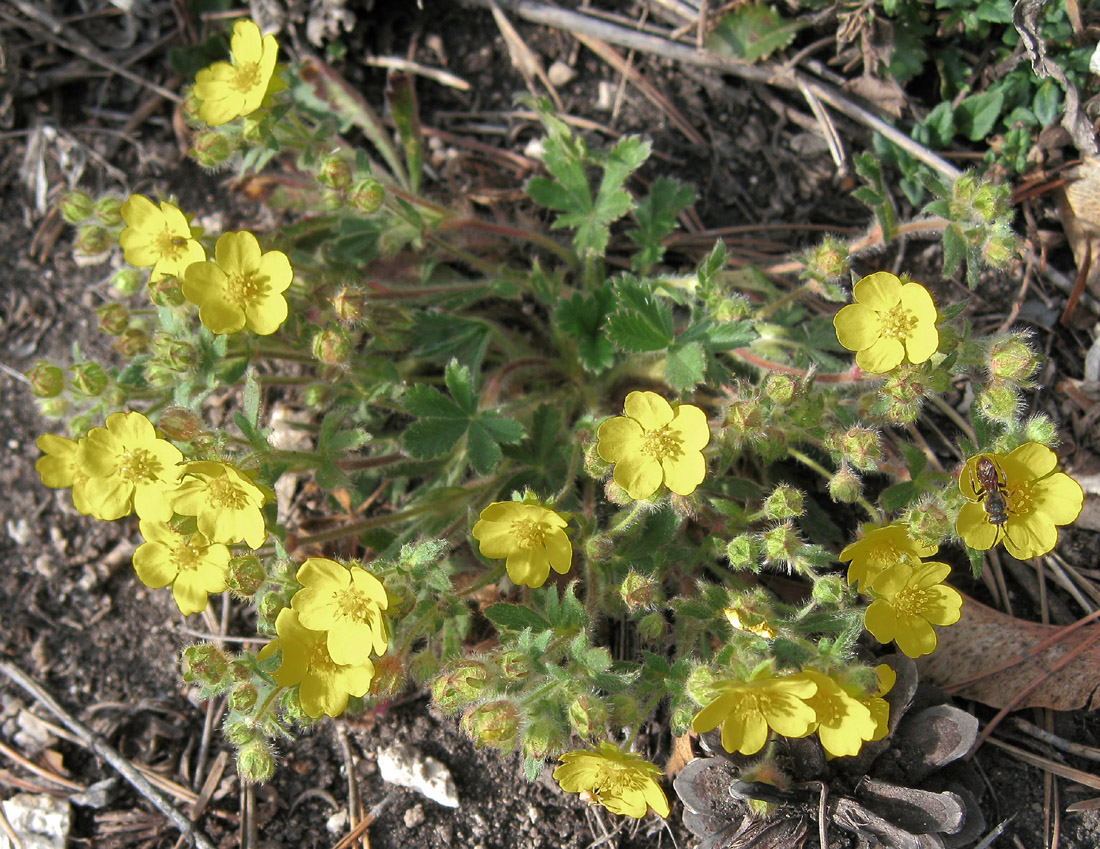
[{"left": 2, "top": 1, "right": 1100, "bottom": 848}]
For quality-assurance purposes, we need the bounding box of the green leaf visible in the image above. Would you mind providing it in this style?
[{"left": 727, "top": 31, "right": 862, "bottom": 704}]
[
  {"left": 242, "top": 366, "right": 261, "bottom": 430},
  {"left": 1033, "top": 80, "right": 1062, "bottom": 127},
  {"left": 706, "top": 4, "right": 803, "bottom": 62},
  {"left": 955, "top": 90, "right": 1005, "bottom": 142},
  {"left": 404, "top": 415, "right": 468, "bottom": 460},
  {"left": 444, "top": 360, "right": 478, "bottom": 414},
  {"left": 967, "top": 545, "right": 985, "bottom": 577},
  {"left": 554, "top": 285, "right": 616, "bottom": 372},
  {"left": 880, "top": 480, "right": 920, "bottom": 512},
  {"left": 386, "top": 71, "right": 424, "bottom": 194},
  {"left": 627, "top": 176, "right": 696, "bottom": 272},
  {"left": 922, "top": 101, "right": 955, "bottom": 148},
  {"left": 697, "top": 240, "right": 728, "bottom": 291},
  {"left": 411, "top": 313, "right": 491, "bottom": 378},
  {"left": 403, "top": 384, "right": 464, "bottom": 419},
  {"left": 606, "top": 278, "right": 674, "bottom": 351},
  {"left": 942, "top": 223, "right": 966, "bottom": 278},
  {"left": 484, "top": 603, "right": 551, "bottom": 633},
  {"left": 665, "top": 341, "right": 706, "bottom": 391},
  {"left": 897, "top": 441, "right": 928, "bottom": 478}
]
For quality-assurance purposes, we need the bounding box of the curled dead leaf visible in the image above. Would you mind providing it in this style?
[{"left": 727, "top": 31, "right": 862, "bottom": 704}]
[{"left": 918, "top": 593, "right": 1100, "bottom": 711}]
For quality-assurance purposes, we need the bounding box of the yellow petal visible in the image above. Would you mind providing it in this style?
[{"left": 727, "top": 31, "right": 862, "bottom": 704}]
[
  {"left": 244, "top": 293, "right": 288, "bottom": 335},
  {"left": 921, "top": 585, "right": 963, "bottom": 626},
  {"left": 855, "top": 336, "right": 904, "bottom": 373},
  {"left": 1003, "top": 513, "right": 1057, "bottom": 559},
  {"left": 669, "top": 404, "right": 710, "bottom": 451},
  {"left": 1032, "top": 472, "right": 1084, "bottom": 525},
  {"left": 613, "top": 453, "right": 662, "bottom": 500},
  {"left": 622, "top": 390, "right": 673, "bottom": 428},
  {"left": 661, "top": 451, "right": 706, "bottom": 496},
  {"left": 903, "top": 320, "right": 939, "bottom": 364},
  {"left": 852, "top": 271, "right": 902, "bottom": 311},
  {"left": 546, "top": 530, "right": 573, "bottom": 575},
  {"left": 733, "top": 709, "right": 768, "bottom": 755},
  {"left": 833, "top": 303, "right": 881, "bottom": 352},
  {"left": 898, "top": 282, "right": 937, "bottom": 325},
  {"left": 864, "top": 599, "right": 897, "bottom": 644},
  {"left": 230, "top": 20, "right": 264, "bottom": 64},
  {"left": 690, "top": 690, "right": 738, "bottom": 734},
  {"left": 1003, "top": 442, "right": 1057, "bottom": 482},
  {"left": 596, "top": 416, "right": 643, "bottom": 462},
  {"left": 956, "top": 501, "right": 997, "bottom": 550},
  {"left": 894, "top": 615, "right": 938, "bottom": 657}
]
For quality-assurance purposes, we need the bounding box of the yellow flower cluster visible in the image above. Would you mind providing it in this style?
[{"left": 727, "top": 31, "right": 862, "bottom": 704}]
[
  {"left": 841, "top": 524, "right": 962, "bottom": 658},
  {"left": 833, "top": 272, "right": 939, "bottom": 373},
  {"left": 691, "top": 664, "right": 890, "bottom": 759},
  {"left": 36, "top": 412, "right": 270, "bottom": 616},
  {"left": 259, "top": 558, "right": 390, "bottom": 718}
]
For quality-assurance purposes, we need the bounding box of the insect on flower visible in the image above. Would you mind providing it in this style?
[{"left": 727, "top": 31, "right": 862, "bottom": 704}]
[{"left": 970, "top": 455, "right": 1014, "bottom": 548}]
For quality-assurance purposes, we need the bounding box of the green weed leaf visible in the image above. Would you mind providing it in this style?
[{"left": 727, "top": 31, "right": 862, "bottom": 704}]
[
  {"left": 627, "top": 176, "right": 696, "bottom": 273},
  {"left": 955, "top": 90, "right": 1004, "bottom": 142},
  {"left": 706, "top": 4, "right": 803, "bottom": 62},
  {"left": 606, "top": 278, "right": 674, "bottom": 351}
]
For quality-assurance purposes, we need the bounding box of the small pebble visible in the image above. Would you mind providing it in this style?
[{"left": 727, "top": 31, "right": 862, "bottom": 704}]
[{"left": 404, "top": 804, "right": 425, "bottom": 828}]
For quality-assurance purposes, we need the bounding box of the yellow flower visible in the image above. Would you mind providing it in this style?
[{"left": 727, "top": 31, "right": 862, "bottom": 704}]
[
  {"left": 956, "top": 443, "right": 1083, "bottom": 560},
  {"left": 839, "top": 523, "right": 937, "bottom": 593},
  {"left": 182, "top": 231, "right": 293, "bottom": 335},
  {"left": 596, "top": 391, "right": 709, "bottom": 500},
  {"left": 35, "top": 434, "right": 94, "bottom": 515},
  {"left": 171, "top": 461, "right": 268, "bottom": 548},
  {"left": 792, "top": 669, "right": 877, "bottom": 758},
  {"left": 691, "top": 670, "right": 817, "bottom": 756},
  {"left": 865, "top": 561, "right": 962, "bottom": 658},
  {"left": 833, "top": 272, "right": 939, "bottom": 373},
  {"left": 471, "top": 502, "right": 572, "bottom": 588},
  {"left": 861, "top": 664, "right": 895, "bottom": 742},
  {"left": 76, "top": 412, "right": 182, "bottom": 522},
  {"left": 553, "top": 741, "right": 669, "bottom": 818},
  {"left": 291, "top": 558, "right": 389, "bottom": 665},
  {"left": 723, "top": 607, "right": 776, "bottom": 639},
  {"left": 133, "top": 521, "right": 229, "bottom": 616},
  {"left": 193, "top": 20, "right": 279, "bottom": 126},
  {"left": 118, "top": 194, "right": 206, "bottom": 282},
  {"left": 257, "top": 608, "right": 375, "bottom": 718}
]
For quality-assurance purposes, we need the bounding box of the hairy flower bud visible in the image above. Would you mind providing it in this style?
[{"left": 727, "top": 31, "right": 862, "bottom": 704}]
[
  {"left": 331, "top": 285, "right": 367, "bottom": 322},
  {"left": 983, "top": 232, "right": 1016, "bottom": 267},
  {"left": 110, "top": 268, "right": 143, "bottom": 297},
  {"left": 1025, "top": 414, "right": 1057, "bottom": 445},
  {"left": 461, "top": 700, "right": 520, "bottom": 752},
  {"left": 76, "top": 225, "right": 110, "bottom": 256},
  {"left": 237, "top": 741, "right": 275, "bottom": 784},
  {"left": 408, "top": 651, "right": 440, "bottom": 685},
  {"left": 349, "top": 178, "right": 385, "bottom": 213},
  {"left": 147, "top": 275, "right": 186, "bottom": 308},
  {"left": 637, "top": 612, "right": 666, "bottom": 642},
  {"left": 725, "top": 535, "right": 760, "bottom": 572},
  {"left": 95, "top": 302, "right": 130, "bottom": 336},
  {"left": 763, "top": 522, "right": 801, "bottom": 565},
  {"left": 723, "top": 398, "right": 763, "bottom": 446},
  {"left": 904, "top": 497, "right": 952, "bottom": 547},
  {"left": 431, "top": 659, "right": 493, "bottom": 712},
  {"left": 68, "top": 362, "right": 108, "bottom": 397},
  {"left": 93, "top": 196, "right": 123, "bottom": 226},
  {"left": 977, "top": 381, "right": 1019, "bottom": 423},
  {"left": 156, "top": 407, "right": 203, "bottom": 441},
  {"left": 763, "top": 374, "right": 799, "bottom": 406},
  {"left": 828, "top": 466, "right": 862, "bottom": 503},
  {"left": 988, "top": 336, "right": 1037, "bottom": 383},
  {"left": 223, "top": 720, "right": 260, "bottom": 747},
  {"left": 763, "top": 485, "right": 804, "bottom": 520},
  {"left": 318, "top": 153, "right": 353, "bottom": 190},
  {"left": 811, "top": 576, "right": 844, "bottom": 605},
  {"left": 522, "top": 714, "right": 567, "bottom": 760},
  {"left": 807, "top": 237, "right": 849, "bottom": 281},
  {"left": 191, "top": 132, "right": 232, "bottom": 168},
  {"left": 585, "top": 534, "right": 614, "bottom": 563},
  {"left": 685, "top": 665, "right": 718, "bottom": 706},
  {"left": 498, "top": 651, "right": 531, "bottom": 683},
  {"left": 567, "top": 693, "right": 608, "bottom": 739},
  {"left": 227, "top": 554, "right": 266, "bottom": 596},
  {"left": 603, "top": 479, "right": 632, "bottom": 506},
  {"left": 312, "top": 326, "right": 350, "bottom": 365},
  {"left": 181, "top": 644, "right": 231, "bottom": 689},
  {"left": 229, "top": 682, "right": 258, "bottom": 712},
  {"left": 61, "top": 190, "right": 94, "bottom": 224},
  {"left": 27, "top": 361, "right": 64, "bottom": 398},
  {"left": 619, "top": 572, "right": 659, "bottom": 611},
  {"left": 370, "top": 655, "right": 407, "bottom": 698},
  {"left": 607, "top": 693, "right": 641, "bottom": 727},
  {"left": 828, "top": 426, "right": 882, "bottom": 472},
  {"left": 113, "top": 328, "right": 150, "bottom": 357}
]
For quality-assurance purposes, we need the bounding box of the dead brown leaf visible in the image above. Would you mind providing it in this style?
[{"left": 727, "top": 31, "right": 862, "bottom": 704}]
[
  {"left": 918, "top": 593, "right": 1100, "bottom": 711},
  {"left": 1057, "top": 156, "right": 1100, "bottom": 298}
]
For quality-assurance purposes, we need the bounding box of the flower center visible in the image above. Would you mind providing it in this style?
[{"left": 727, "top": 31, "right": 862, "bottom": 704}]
[
  {"left": 641, "top": 425, "right": 682, "bottom": 462},
  {"left": 336, "top": 587, "right": 378, "bottom": 623},
  {"left": 172, "top": 538, "right": 203, "bottom": 574},
  {"left": 153, "top": 229, "right": 189, "bottom": 262},
  {"left": 232, "top": 62, "right": 263, "bottom": 95},
  {"left": 511, "top": 519, "right": 547, "bottom": 548},
  {"left": 1005, "top": 482, "right": 1033, "bottom": 516},
  {"left": 306, "top": 640, "right": 339, "bottom": 672},
  {"left": 206, "top": 476, "right": 251, "bottom": 510},
  {"left": 868, "top": 542, "right": 903, "bottom": 568},
  {"left": 225, "top": 269, "right": 266, "bottom": 308},
  {"left": 891, "top": 586, "right": 935, "bottom": 618},
  {"left": 590, "top": 763, "right": 644, "bottom": 800},
  {"left": 118, "top": 447, "right": 163, "bottom": 484},
  {"left": 879, "top": 305, "right": 917, "bottom": 339}
]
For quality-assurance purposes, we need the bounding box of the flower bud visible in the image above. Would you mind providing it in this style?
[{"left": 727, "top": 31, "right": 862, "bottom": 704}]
[
  {"left": 156, "top": 407, "right": 203, "bottom": 441},
  {"left": 904, "top": 497, "right": 952, "bottom": 547},
  {"left": 318, "top": 153, "right": 353, "bottom": 190},
  {"left": 95, "top": 302, "right": 130, "bottom": 336},
  {"left": 408, "top": 650, "right": 440, "bottom": 685},
  {"left": 567, "top": 693, "right": 608, "bottom": 739},
  {"left": 829, "top": 426, "right": 882, "bottom": 472},
  {"left": 223, "top": 720, "right": 260, "bottom": 747},
  {"left": 828, "top": 466, "right": 862, "bottom": 503},
  {"left": 93, "top": 196, "right": 123, "bottom": 226},
  {"left": 988, "top": 336, "right": 1037, "bottom": 383},
  {"left": 331, "top": 285, "right": 367, "bottom": 322},
  {"left": 113, "top": 327, "right": 150, "bottom": 357},
  {"left": 763, "top": 523, "right": 801, "bottom": 565},
  {"left": 637, "top": 611, "right": 666, "bottom": 642},
  {"left": 725, "top": 535, "right": 760, "bottom": 572},
  {"left": 150, "top": 333, "right": 195, "bottom": 371},
  {"left": 37, "top": 398, "right": 68, "bottom": 419},
  {"left": 191, "top": 132, "right": 232, "bottom": 168},
  {"left": 147, "top": 275, "right": 185, "bottom": 308},
  {"left": 68, "top": 362, "right": 108, "bottom": 396},
  {"left": 229, "top": 683, "right": 258, "bottom": 712},
  {"left": 522, "top": 714, "right": 567, "bottom": 760},
  {"left": 983, "top": 233, "right": 1016, "bottom": 266},
  {"left": 498, "top": 651, "right": 531, "bottom": 683},
  {"left": 181, "top": 644, "right": 232, "bottom": 688},
  {"left": 349, "top": 178, "right": 385, "bottom": 213},
  {"left": 460, "top": 700, "right": 519, "bottom": 752},
  {"left": 312, "top": 326, "right": 350, "bottom": 365},
  {"left": 584, "top": 534, "right": 614, "bottom": 563},
  {"left": 227, "top": 554, "right": 266, "bottom": 596},
  {"left": 67, "top": 414, "right": 93, "bottom": 438},
  {"left": 619, "top": 572, "right": 659, "bottom": 611},
  {"left": 723, "top": 398, "right": 763, "bottom": 445},
  {"left": 110, "top": 268, "right": 144, "bottom": 296},
  {"left": 977, "top": 381, "right": 1019, "bottom": 423},
  {"left": 255, "top": 591, "right": 286, "bottom": 633},
  {"left": 754, "top": 429, "right": 788, "bottom": 463},
  {"left": 76, "top": 225, "right": 110, "bottom": 256},
  {"left": 763, "top": 485, "right": 804, "bottom": 520},
  {"left": 685, "top": 665, "right": 718, "bottom": 706},
  {"left": 807, "top": 237, "right": 849, "bottom": 281},
  {"left": 431, "top": 659, "right": 493, "bottom": 712},
  {"left": 670, "top": 704, "right": 694, "bottom": 736},
  {"left": 603, "top": 479, "right": 632, "bottom": 506},
  {"left": 582, "top": 441, "right": 610, "bottom": 479},
  {"left": 280, "top": 687, "right": 310, "bottom": 724},
  {"left": 236, "top": 741, "right": 275, "bottom": 784},
  {"left": 61, "top": 190, "right": 94, "bottom": 224},
  {"left": 714, "top": 296, "right": 751, "bottom": 321},
  {"left": 811, "top": 576, "right": 844, "bottom": 605},
  {"left": 302, "top": 385, "right": 329, "bottom": 408},
  {"left": 27, "top": 361, "right": 64, "bottom": 398},
  {"left": 1025, "top": 414, "right": 1057, "bottom": 445},
  {"left": 370, "top": 655, "right": 407, "bottom": 698},
  {"left": 763, "top": 374, "right": 799, "bottom": 406}
]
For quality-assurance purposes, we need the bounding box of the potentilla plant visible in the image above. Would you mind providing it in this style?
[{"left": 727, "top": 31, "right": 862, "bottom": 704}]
[{"left": 36, "top": 16, "right": 1084, "bottom": 823}]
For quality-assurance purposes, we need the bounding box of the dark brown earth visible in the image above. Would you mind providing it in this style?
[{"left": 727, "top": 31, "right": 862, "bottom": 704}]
[{"left": 2, "top": 1, "right": 1100, "bottom": 848}]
